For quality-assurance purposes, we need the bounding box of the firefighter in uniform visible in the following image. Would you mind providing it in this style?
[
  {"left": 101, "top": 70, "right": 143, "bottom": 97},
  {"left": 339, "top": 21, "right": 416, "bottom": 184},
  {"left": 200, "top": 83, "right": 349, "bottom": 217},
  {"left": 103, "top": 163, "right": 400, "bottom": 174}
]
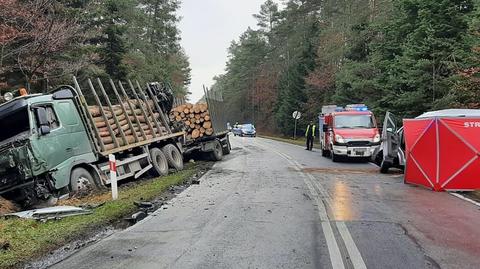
[{"left": 305, "top": 121, "right": 316, "bottom": 151}]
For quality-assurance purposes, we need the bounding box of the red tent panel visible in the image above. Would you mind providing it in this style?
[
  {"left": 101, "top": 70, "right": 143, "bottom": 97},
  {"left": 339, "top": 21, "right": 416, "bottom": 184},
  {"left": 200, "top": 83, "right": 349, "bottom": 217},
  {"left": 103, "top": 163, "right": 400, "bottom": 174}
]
[{"left": 404, "top": 117, "right": 480, "bottom": 191}]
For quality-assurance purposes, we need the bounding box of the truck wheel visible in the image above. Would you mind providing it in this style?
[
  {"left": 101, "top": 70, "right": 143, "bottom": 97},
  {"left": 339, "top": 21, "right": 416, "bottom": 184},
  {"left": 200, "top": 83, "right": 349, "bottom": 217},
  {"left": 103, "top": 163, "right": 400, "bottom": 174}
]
[
  {"left": 70, "top": 167, "right": 96, "bottom": 193},
  {"left": 210, "top": 140, "right": 223, "bottom": 161},
  {"left": 162, "top": 144, "right": 184, "bottom": 171},
  {"left": 380, "top": 160, "right": 390, "bottom": 174},
  {"left": 223, "top": 137, "right": 231, "bottom": 155},
  {"left": 332, "top": 152, "right": 340, "bottom": 162},
  {"left": 150, "top": 148, "right": 169, "bottom": 176}
]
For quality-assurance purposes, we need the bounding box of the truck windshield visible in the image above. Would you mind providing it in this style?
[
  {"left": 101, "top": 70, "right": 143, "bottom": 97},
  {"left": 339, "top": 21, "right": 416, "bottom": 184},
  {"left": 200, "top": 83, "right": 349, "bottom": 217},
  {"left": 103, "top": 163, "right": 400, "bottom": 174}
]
[
  {"left": 0, "top": 107, "right": 30, "bottom": 142},
  {"left": 334, "top": 115, "right": 374, "bottom": 129}
]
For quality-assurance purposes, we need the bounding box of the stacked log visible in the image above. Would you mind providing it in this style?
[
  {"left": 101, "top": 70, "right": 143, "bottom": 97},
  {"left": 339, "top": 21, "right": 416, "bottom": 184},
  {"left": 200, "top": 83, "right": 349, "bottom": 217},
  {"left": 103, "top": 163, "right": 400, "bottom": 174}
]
[
  {"left": 169, "top": 103, "right": 214, "bottom": 140},
  {"left": 88, "top": 100, "right": 166, "bottom": 151}
]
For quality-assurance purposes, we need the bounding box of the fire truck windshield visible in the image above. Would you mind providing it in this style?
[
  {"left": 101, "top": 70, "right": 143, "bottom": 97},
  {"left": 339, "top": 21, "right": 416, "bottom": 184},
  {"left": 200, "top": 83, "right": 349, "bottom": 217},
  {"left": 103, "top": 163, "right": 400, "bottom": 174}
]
[{"left": 334, "top": 115, "right": 374, "bottom": 129}]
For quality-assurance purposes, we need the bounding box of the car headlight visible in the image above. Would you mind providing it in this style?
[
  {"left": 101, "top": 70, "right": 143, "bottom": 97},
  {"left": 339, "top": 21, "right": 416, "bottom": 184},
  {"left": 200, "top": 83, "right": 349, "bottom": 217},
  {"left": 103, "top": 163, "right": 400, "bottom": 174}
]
[
  {"left": 373, "top": 134, "right": 381, "bottom": 143},
  {"left": 335, "top": 134, "right": 345, "bottom": 143},
  {"left": 3, "top": 92, "right": 13, "bottom": 101}
]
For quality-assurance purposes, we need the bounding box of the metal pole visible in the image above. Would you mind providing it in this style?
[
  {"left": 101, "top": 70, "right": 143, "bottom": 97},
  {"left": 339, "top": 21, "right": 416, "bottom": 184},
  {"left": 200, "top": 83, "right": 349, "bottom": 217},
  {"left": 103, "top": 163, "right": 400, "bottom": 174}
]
[{"left": 294, "top": 118, "right": 297, "bottom": 140}]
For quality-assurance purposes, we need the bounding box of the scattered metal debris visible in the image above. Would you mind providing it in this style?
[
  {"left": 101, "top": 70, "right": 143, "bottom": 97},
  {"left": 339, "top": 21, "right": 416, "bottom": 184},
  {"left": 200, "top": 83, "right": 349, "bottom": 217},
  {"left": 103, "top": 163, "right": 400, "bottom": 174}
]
[
  {"left": 125, "top": 211, "right": 147, "bottom": 224},
  {"left": 4, "top": 206, "right": 92, "bottom": 220},
  {"left": 134, "top": 201, "right": 153, "bottom": 209}
]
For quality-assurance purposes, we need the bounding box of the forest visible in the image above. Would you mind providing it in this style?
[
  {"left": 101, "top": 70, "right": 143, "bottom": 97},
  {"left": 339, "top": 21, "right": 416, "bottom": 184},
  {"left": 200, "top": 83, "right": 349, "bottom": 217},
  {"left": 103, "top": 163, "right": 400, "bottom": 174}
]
[
  {"left": 212, "top": 0, "right": 480, "bottom": 135},
  {"left": 0, "top": 0, "right": 190, "bottom": 96}
]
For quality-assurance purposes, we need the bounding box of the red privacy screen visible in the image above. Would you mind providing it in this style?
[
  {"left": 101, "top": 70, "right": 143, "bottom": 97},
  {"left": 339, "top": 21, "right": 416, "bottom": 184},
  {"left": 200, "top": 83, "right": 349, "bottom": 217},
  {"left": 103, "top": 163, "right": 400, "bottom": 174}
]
[{"left": 403, "top": 117, "right": 480, "bottom": 191}]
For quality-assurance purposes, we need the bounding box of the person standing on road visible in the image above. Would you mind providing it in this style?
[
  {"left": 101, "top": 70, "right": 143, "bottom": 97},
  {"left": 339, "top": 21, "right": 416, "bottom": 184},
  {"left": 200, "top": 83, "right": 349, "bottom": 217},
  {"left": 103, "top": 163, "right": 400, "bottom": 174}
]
[{"left": 305, "top": 121, "right": 316, "bottom": 151}]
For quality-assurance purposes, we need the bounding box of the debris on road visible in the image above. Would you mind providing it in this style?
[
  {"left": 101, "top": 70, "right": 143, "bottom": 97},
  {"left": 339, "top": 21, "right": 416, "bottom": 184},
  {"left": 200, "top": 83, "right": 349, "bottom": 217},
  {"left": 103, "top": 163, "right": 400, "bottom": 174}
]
[
  {"left": 301, "top": 167, "right": 380, "bottom": 175},
  {"left": 192, "top": 179, "right": 200, "bottom": 184},
  {"left": 125, "top": 211, "right": 147, "bottom": 224},
  {"left": 4, "top": 206, "right": 92, "bottom": 221},
  {"left": 134, "top": 201, "right": 154, "bottom": 209}
]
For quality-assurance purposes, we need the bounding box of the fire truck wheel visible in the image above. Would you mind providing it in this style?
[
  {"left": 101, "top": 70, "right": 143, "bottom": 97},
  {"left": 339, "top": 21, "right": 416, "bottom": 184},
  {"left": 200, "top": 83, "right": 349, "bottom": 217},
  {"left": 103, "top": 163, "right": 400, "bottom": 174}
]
[
  {"left": 150, "top": 148, "right": 169, "bottom": 176},
  {"left": 331, "top": 152, "right": 340, "bottom": 162},
  {"left": 162, "top": 144, "right": 184, "bottom": 171},
  {"left": 70, "top": 167, "right": 96, "bottom": 193}
]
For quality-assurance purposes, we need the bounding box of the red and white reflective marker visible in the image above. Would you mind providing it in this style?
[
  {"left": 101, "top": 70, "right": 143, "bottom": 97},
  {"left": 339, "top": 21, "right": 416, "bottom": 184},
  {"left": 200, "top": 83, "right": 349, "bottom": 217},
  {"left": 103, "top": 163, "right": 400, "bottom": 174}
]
[{"left": 109, "top": 154, "right": 118, "bottom": 200}]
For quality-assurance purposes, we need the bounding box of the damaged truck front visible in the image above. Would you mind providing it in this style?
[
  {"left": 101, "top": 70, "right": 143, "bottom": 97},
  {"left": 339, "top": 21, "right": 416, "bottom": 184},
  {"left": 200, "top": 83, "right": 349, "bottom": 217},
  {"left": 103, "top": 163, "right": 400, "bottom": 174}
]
[
  {"left": 0, "top": 96, "right": 80, "bottom": 206},
  {"left": 0, "top": 78, "right": 186, "bottom": 208}
]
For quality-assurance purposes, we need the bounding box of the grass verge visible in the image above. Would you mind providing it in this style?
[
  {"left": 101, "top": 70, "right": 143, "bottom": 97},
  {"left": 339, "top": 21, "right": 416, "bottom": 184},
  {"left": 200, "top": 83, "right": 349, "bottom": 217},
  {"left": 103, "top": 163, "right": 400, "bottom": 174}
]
[{"left": 0, "top": 165, "right": 199, "bottom": 269}]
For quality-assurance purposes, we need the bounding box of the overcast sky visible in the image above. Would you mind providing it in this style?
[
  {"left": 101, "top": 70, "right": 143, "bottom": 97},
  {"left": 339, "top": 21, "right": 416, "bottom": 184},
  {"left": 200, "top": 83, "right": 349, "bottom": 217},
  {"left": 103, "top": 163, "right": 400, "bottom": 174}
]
[{"left": 178, "top": 0, "right": 273, "bottom": 102}]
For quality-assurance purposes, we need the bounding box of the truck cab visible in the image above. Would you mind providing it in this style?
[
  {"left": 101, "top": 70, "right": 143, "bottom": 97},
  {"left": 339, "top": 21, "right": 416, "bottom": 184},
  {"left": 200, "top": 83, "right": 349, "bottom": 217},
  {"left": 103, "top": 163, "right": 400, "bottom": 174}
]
[
  {"left": 0, "top": 91, "right": 96, "bottom": 205},
  {"left": 319, "top": 104, "right": 381, "bottom": 162}
]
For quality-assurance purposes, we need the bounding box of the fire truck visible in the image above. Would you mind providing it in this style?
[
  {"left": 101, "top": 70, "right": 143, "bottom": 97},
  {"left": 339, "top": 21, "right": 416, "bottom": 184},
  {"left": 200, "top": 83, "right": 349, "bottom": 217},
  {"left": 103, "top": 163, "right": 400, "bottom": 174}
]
[{"left": 319, "top": 104, "right": 381, "bottom": 162}]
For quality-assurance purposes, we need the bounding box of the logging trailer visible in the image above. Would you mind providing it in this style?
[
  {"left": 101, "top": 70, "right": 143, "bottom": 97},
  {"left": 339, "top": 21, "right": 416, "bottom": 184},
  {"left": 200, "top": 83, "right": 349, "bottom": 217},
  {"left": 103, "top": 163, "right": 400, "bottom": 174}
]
[{"left": 0, "top": 77, "right": 230, "bottom": 207}]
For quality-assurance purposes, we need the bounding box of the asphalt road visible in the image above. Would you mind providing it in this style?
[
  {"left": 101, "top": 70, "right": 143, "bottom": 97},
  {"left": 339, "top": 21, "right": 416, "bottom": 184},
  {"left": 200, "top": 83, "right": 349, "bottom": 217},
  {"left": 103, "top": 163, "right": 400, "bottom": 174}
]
[{"left": 51, "top": 136, "right": 480, "bottom": 269}]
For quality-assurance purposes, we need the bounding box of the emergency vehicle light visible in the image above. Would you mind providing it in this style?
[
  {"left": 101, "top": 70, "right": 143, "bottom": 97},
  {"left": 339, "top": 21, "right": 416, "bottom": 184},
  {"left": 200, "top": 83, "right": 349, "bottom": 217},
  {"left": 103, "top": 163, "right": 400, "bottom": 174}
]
[{"left": 345, "top": 104, "right": 369, "bottom": 111}]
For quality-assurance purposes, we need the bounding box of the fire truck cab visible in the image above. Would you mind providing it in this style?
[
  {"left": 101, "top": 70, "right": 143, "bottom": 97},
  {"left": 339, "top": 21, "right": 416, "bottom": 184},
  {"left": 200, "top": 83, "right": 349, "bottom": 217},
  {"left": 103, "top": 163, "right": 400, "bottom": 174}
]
[{"left": 319, "top": 104, "right": 381, "bottom": 162}]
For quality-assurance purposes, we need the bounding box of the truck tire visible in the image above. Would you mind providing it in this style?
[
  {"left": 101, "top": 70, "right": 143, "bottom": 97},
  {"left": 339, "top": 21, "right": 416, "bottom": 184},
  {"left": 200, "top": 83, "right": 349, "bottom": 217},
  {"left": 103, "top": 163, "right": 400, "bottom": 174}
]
[
  {"left": 162, "top": 144, "right": 184, "bottom": 171},
  {"left": 223, "top": 137, "right": 231, "bottom": 155},
  {"left": 210, "top": 140, "right": 223, "bottom": 161},
  {"left": 332, "top": 152, "right": 340, "bottom": 162},
  {"left": 150, "top": 148, "right": 169, "bottom": 176},
  {"left": 70, "top": 167, "right": 97, "bottom": 193},
  {"left": 380, "top": 160, "right": 390, "bottom": 174}
]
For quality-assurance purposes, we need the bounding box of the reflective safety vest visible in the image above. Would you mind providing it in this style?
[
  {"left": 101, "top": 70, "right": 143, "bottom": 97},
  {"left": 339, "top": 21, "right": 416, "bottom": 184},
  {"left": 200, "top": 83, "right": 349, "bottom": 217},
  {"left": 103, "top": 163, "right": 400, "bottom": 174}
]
[{"left": 305, "top": 124, "right": 316, "bottom": 137}]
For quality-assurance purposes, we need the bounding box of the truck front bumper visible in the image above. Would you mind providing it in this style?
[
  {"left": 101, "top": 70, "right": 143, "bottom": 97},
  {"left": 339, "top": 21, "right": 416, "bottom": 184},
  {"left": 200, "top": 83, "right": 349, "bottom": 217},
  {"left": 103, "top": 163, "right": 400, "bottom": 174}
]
[{"left": 332, "top": 145, "right": 379, "bottom": 157}]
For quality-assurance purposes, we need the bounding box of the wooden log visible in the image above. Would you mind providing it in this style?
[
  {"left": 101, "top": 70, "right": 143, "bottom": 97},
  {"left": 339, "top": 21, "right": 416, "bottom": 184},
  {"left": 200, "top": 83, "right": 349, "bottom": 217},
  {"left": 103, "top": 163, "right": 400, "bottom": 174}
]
[
  {"left": 205, "top": 128, "right": 214, "bottom": 136},
  {"left": 191, "top": 129, "right": 200, "bottom": 139},
  {"left": 195, "top": 119, "right": 200, "bottom": 124},
  {"left": 186, "top": 103, "right": 193, "bottom": 109},
  {"left": 203, "top": 121, "right": 212, "bottom": 129},
  {"left": 189, "top": 113, "right": 195, "bottom": 118},
  {"left": 185, "top": 120, "right": 191, "bottom": 126},
  {"left": 195, "top": 124, "right": 201, "bottom": 129},
  {"left": 183, "top": 108, "right": 190, "bottom": 114},
  {"left": 200, "top": 127, "right": 206, "bottom": 134},
  {"left": 195, "top": 114, "right": 201, "bottom": 120},
  {"left": 189, "top": 123, "right": 195, "bottom": 129},
  {"left": 200, "top": 118, "right": 205, "bottom": 123},
  {"left": 175, "top": 115, "right": 182, "bottom": 121},
  {"left": 204, "top": 115, "right": 211, "bottom": 121}
]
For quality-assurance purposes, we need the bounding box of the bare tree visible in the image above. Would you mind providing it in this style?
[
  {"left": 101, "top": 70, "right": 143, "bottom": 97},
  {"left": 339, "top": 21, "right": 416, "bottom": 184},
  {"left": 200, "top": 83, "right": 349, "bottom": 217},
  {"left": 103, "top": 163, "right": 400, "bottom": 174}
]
[{"left": 0, "top": 0, "right": 85, "bottom": 91}]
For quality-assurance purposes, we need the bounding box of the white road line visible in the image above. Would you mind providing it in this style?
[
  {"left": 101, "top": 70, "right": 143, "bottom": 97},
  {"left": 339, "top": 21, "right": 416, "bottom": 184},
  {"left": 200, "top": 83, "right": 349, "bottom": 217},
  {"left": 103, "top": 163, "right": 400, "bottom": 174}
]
[
  {"left": 450, "top": 193, "right": 480, "bottom": 207},
  {"left": 336, "top": 222, "right": 368, "bottom": 269},
  {"left": 254, "top": 140, "right": 368, "bottom": 269},
  {"left": 255, "top": 142, "right": 345, "bottom": 269}
]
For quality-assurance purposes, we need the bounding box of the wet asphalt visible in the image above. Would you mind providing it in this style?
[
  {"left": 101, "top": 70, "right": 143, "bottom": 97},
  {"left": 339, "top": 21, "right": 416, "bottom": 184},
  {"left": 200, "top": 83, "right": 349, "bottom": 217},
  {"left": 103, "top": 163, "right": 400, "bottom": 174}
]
[{"left": 50, "top": 136, "right": 480, "bottom": 269}]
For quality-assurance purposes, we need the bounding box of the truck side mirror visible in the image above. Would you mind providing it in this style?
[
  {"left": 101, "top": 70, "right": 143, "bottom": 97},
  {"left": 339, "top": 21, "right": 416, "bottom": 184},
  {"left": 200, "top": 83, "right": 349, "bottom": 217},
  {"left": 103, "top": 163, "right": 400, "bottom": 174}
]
[{"left": 35, "top": 107, "right": 51, "bottom": 135}]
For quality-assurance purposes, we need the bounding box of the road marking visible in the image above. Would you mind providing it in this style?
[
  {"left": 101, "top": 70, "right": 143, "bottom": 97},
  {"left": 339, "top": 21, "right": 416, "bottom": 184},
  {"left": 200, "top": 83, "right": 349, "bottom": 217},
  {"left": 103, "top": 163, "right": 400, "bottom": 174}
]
[
  {"left": 296, "top": 161, "right": 367, "bottom": 269},
  {"left": 450, "top": 193, "right": 480, "bottom": 207},
  {"left": 257, "top": 142, "right": 367, "bottom": 269},
  {"left": 336, "top": 222, "right": 368, "bottom": 269},
  {"left": 253, "top": 140, "right": 368, "bottom": 269},
  {"left": 255, "top": 143, "right": 345, "bottom": 269}
]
